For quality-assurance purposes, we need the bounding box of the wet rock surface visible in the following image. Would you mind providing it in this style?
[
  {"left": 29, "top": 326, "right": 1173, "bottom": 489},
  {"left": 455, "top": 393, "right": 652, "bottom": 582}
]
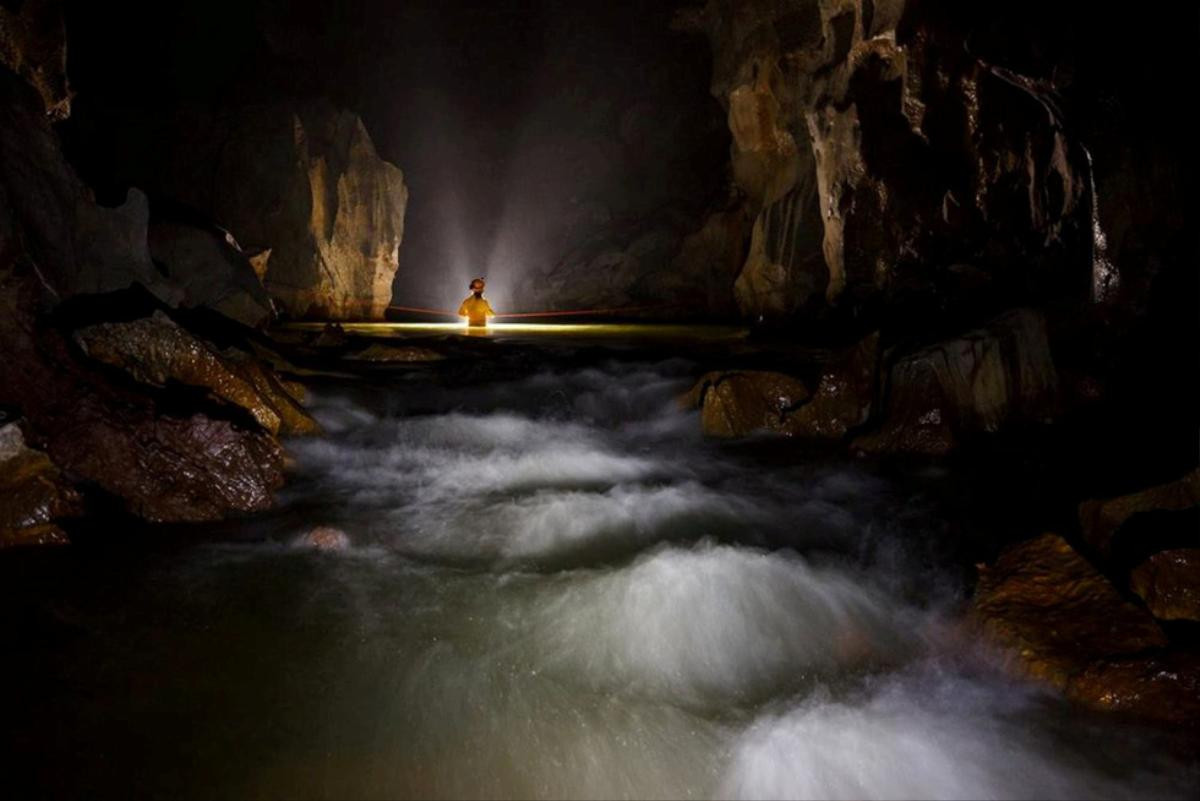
[
  {"left": 687, "top": 370, "right": 810, "bottom": 438},
  {"left": 1079, "top": 469, "right": 1200, "bottom": 556},
  {"left": 0, "top": 423, "right": 79, "bottom": 548},
  {"left": 854, "top": 309, "right": 1057, "bottom": 454},
  {"left": 1130, "top": 550, "right": 1200, "bottom": 623},
  {"left": 75, "top": 311, "right": 317, "bottom": 437}
]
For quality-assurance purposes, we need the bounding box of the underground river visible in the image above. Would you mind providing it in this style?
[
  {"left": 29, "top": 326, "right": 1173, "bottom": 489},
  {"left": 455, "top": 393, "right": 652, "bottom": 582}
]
[{"left": 2, "top": 336, "right": 1196, "bottom": 799}]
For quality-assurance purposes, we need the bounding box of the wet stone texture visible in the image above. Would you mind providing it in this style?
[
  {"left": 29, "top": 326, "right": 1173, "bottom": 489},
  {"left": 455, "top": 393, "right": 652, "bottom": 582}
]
[
  {"left": 0, "top": 423, "right": 79, "bottom": 548},
  {"left": 972, "top": 533, "right": 1200, "bottom": 724},
  {"left": 687, "top": 370, "right": 810, "bottom": 438},
  {"left": 1130, "top": 550, "right": 1200, "bottom": 623}
]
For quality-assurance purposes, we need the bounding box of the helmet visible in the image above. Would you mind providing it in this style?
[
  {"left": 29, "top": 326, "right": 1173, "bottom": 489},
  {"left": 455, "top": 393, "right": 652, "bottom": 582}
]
[{"left": 469, "top": 277, "right": 486, "bottom": 291}]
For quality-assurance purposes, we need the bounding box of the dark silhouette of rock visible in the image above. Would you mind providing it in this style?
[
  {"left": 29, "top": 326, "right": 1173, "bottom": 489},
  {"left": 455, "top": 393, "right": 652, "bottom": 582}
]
[
  {"left": 786, "top": 332, "right": 879, "bottom": 438},
  {"left": 0, "top": 67, "right": 179, "bottom": 305},
  {"left": 1130, "top": 550, "right": 1200, "bottom": 623},
  {"left": 148, "top": 222, "right": 274, "bottom": 328},
  {"left": 854, "top": 309, "right": 1057, "bottom": 454},
  {"left": 1078, "top": 469, "right": 1200, "bottom": 557},
  {"left": 0, "top": 0, "right": 71, "bottom": 119},
  {"left": 0, "top": 422, "right": 79, "bottom": 547}
]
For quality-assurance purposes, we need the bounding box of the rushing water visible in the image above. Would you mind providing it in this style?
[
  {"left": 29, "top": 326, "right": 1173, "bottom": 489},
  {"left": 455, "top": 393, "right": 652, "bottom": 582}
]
[{"left": 2, "top": 353, "right": 1195, "bottom": 799}]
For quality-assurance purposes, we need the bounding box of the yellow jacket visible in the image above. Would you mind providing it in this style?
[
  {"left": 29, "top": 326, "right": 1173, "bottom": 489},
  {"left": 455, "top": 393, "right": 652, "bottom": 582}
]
[{"left": 458, "top": 295, "right": 495, "bottom": 326}]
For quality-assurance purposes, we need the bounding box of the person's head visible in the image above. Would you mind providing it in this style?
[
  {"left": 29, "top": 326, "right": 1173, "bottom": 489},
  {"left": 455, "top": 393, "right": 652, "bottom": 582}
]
[{"left": 469, "top": 278, "right": 485, "bottom": 296}]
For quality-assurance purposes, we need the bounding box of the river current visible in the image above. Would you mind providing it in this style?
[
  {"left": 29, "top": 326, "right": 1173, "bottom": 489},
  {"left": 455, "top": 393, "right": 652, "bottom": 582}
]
[{"left": 2, "top": 353, "right": 1194, "bottom": 799}]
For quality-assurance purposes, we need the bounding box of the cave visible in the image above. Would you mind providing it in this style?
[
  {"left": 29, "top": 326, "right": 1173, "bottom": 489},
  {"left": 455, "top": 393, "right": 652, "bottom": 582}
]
[{"left": 2, "top": 0, "right": 1198, "bottom": 797}]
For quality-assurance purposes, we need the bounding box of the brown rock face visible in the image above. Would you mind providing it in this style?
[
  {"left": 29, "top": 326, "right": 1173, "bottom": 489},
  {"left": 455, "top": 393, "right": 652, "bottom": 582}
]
[
  {"left": 1079, "top": 469, "right": 1200, "bottom": 556},
  {"left": 0, "top": 264, "right": 284, "bottom": 523},
  {"left": 75, "top": 312, "right": 318, "bottom": 437},
  {"left": 972, "top": 533, "right": 1166, "bottom": 690},
  {"left": 785, "top": 332, "right": 879, "bottom": 438},
  {"left": 1065, "top": 653, "right": 1200, "bottom": 726},
  {"left": 688, "top": 370, "right": 810, "bottom": 438},
  {"left": 0, "top": 423, "right": 79, "bottom": 547},
  {"left": 109, "top": 102, "right": 407, "bottom": 320},
  {"left": 1130, "top": 550, "right": 1200, "bottom": 623},
  {"left": 694, "top": 0, "right": 1093, "bottom": 322},
  {"left": 854, "top": 308, "right": 1057, "bottom": 455},
  {"left": 0, "top": 0, "right": 71, "bottom": 119}
]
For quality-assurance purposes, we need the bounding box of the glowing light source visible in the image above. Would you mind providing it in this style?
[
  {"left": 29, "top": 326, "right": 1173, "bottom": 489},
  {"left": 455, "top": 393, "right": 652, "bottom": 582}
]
[{"left": 281, "top": 322, "right": 749, "bottom": 341}]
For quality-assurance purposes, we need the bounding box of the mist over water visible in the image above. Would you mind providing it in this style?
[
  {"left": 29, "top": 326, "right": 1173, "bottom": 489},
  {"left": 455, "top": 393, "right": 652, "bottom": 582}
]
[{"left": 4, "top": 358, "right": 1194, "bottom": 799}]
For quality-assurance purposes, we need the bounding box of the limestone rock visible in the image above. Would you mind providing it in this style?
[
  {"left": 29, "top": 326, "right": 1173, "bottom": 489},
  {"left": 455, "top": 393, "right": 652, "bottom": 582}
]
[
  {"left": 148, "top": 222, "right": 274, "bottom": 328},
  {"left": 854, "top": 309, "right": 1057, "bottom": 455},
  {"left": 74, "top": 311, "right": 318, "bottom": 437},
  {"left": 1079, "top": 469, "right": 1200, "bottom": 556},
  {"left": 0, "top": 68, "right": 179, "bottom": 305},
  {"left": 109, "top": 102, "right": 407, "bottom": 320},
  {"left": 1, "top": 265, "right": 284, "bottom": 522},
  {"left": 0, "top": 0, "right": 71, "bottom": 119},
  {"left": 687, "top": 370, "right": 810, "bottom": 438},
  {"left": 972, "top": 533, "right": 1166, "bottom": 690},
  {"left": 695, "top": 0, "right": 1094, "bottom": 323},
  {"left": 785, "top": 332, "right": 879, "bottom": 438},
  {"left": 0, "top": 423, "right": 79, "bottom": 547},
  {"left": 1130, "top": 550, "right": 1200, "bottom": 623}
]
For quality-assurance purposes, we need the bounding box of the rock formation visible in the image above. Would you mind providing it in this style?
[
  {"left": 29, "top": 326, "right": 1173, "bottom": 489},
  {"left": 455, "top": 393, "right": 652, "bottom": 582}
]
[
  {"left": 0, "top": 0, "right": 71, "bottom": 119},
  {"left": 0, "top": 421, "right": 80, "bottom": 547},
  {"left": 105, "top": 102, "right": 408, "bottom": 320},
  {"left": 684, "top": 0, "right": 1094, "bottom": 324}
]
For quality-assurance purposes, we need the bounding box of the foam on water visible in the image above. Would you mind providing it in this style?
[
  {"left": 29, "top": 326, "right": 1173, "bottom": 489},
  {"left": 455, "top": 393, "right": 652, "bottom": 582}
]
[{"left": 7, "top": 359, "right": 1191, "bottom": 799}]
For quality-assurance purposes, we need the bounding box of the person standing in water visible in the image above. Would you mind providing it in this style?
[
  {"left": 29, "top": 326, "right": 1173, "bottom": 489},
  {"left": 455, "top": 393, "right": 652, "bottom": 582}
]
[{"left": 458, "top": 278, "right": 496, "bottom": 327}]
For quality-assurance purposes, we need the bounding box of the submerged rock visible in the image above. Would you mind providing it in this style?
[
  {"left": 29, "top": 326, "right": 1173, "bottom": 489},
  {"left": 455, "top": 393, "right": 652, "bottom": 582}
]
[
  {"left": 0, "top": 423, "right": 79, "bottom": 547},
  {"left": 1130, "top": 550, "right": 1200, "bottom": 623},
  {"left": 301, "top": 527, "right": 350, "bottom": 551},
  {"left": 75, "top": 311, "right": 318, "bottom": 437},
  {"left": 854, "top": 309, "right": 1057, "bottom": 455},
  {"left": 347, "top": 343, "right": 445, "bottom": 363}
]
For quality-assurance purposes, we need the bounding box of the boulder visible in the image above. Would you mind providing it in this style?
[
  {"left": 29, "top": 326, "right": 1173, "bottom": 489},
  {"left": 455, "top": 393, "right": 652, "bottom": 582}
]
[
  {"left": 1065, "top": 653, "right": 1200, "bottom": 726},
  {"left": 1130, "top": 550, "right": 1200, "bottom": 623},
  {"left": 300, "top": 527, "right": 350, "bottom": 551},
  {"left": 686, "top": 370, "right": 810, "bottom": 438},
  {"left": 148, "top": 221, "right": 273, "bottom": 328},
  {"left": 972, "top": 534, "right": 1166, "bottom": 689},
  {"left": 785, "top": 332, "right": 879, "bottom": 438},
  {"left": 74, "top": 311, "right": 318, "bottom": 437},
  {"left": 0, "top": 263, "right": 284, "bottom": 523},
  {"left": 1078, "top": 469, "right": 1200, "bottom": 556},
  {"left": 109, "top": 101, "right": 408, "bottom": 320},
  {"left": 853, "top": 308, "right": 1057, "bottom": 455},
  {"left": 0, "top": 422, "right": 79, "bottom": 547},
  {"left": 0, "top": 0, "right": 71, "bottom": 119}
]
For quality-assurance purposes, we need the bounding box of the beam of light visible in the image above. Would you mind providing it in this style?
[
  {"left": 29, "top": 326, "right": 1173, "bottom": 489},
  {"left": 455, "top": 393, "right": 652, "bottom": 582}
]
[{"left": 280, "top": 321, "right": 750, "bottom": 340}]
